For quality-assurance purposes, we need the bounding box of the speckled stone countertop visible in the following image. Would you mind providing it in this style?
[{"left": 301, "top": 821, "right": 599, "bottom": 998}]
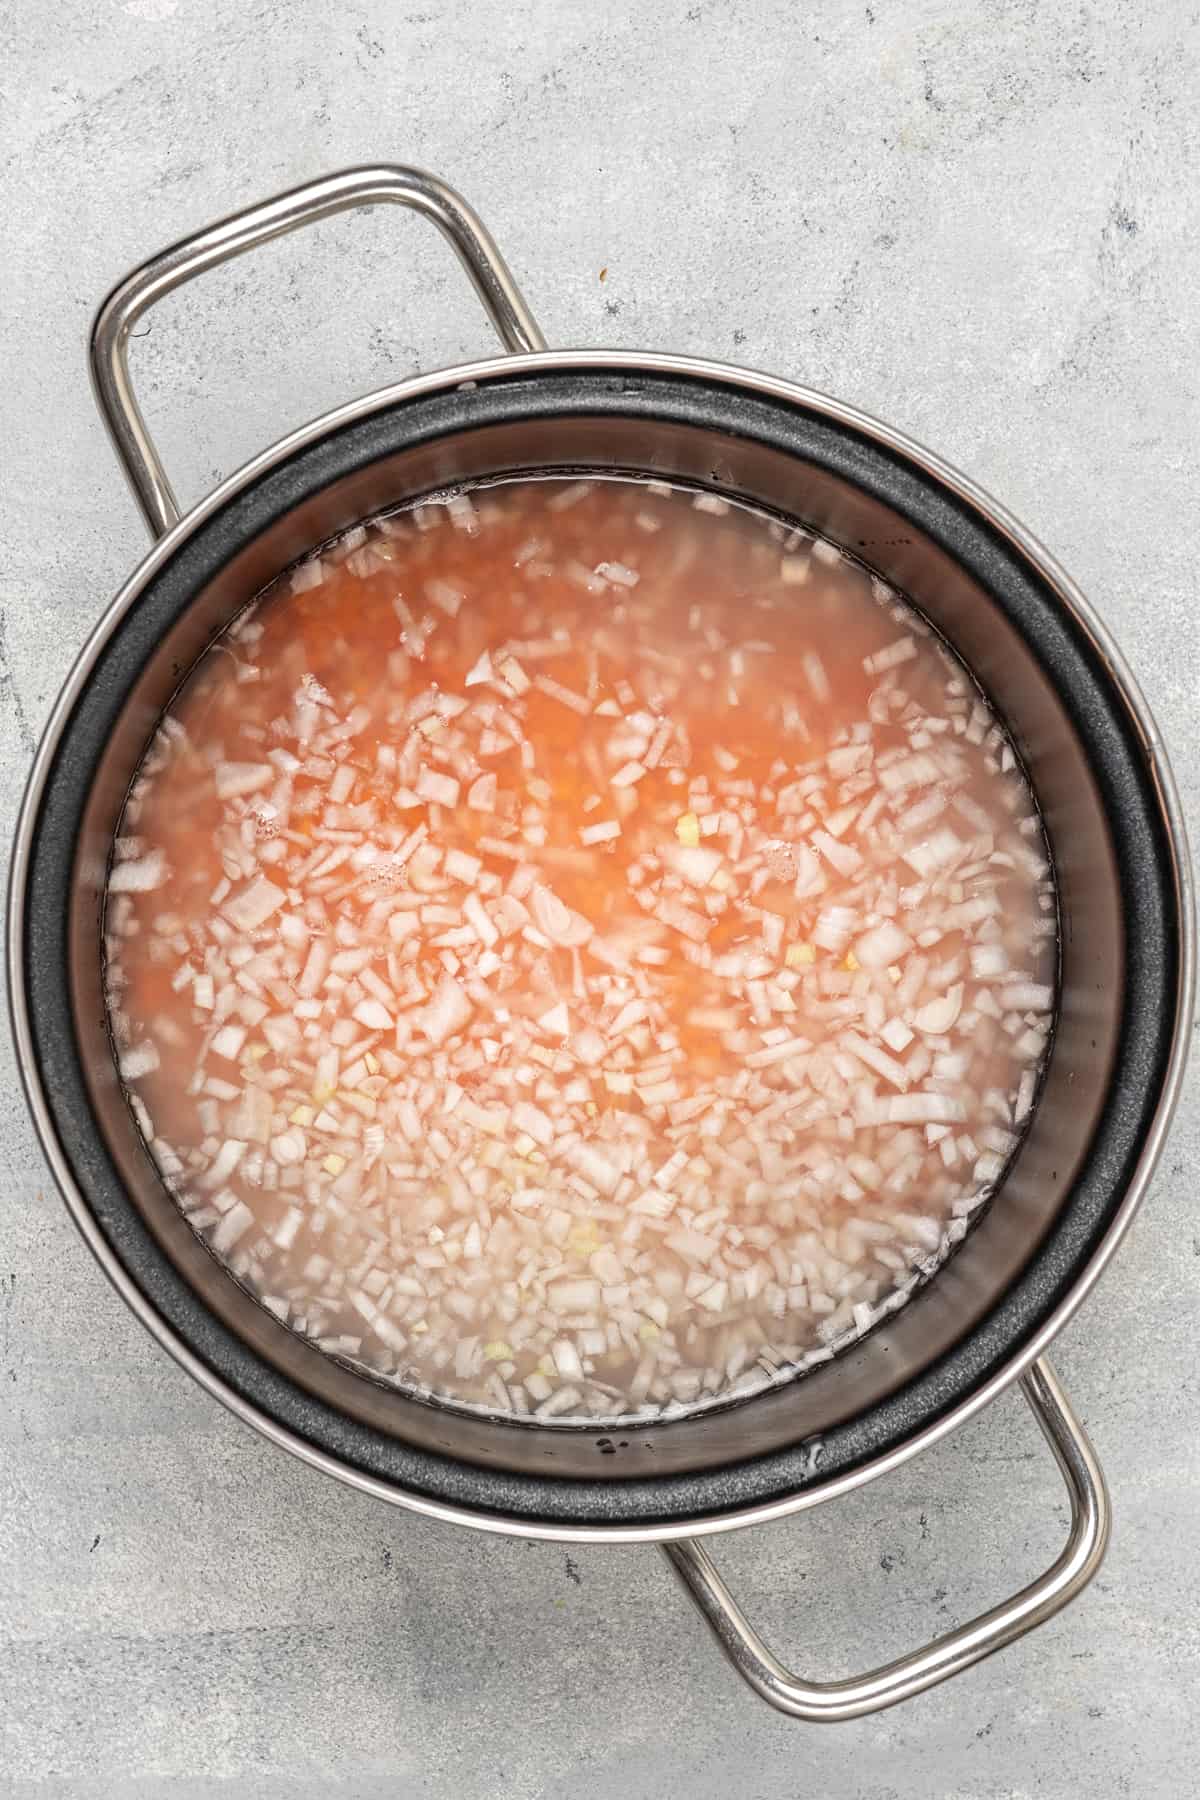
[{"left": 2, "top": 4, "right": 1197, "bottom": 1796}]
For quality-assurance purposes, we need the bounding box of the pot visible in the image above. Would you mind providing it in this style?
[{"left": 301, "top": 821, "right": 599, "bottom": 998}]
[{"left": 8, "top": 165, "right": 1193, "bottom": 1720}]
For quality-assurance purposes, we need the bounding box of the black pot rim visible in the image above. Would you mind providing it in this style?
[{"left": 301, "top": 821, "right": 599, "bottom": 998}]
[{"left": 8, "top": 352, "right": 1194, "bottom": 1540}]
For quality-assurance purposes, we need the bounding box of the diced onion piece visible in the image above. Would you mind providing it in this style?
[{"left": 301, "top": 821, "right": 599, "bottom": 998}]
[
  {"left": 353, "top": 998, "right": 394, "bottom": 1030},
  {"left": 864, "top": 637, "right": 917, "bottom": 676},
  {"left": 566, "top": 1142, "right": 620, "bottom": 1195},
  {"left": 530, "top": 885, "right": 594, "bottom": 947},
  {"left": 223, "top": 875, "right": 286, "bottom": 932},
  {"left": 108, "top": 851, "right": 168, "bottom": 893},
  {"left": 855, "top": 921, "right": 912, "bottom": 968},
  {"left": 421, "top": 975, "right": 472, "bottom": 1044},
  {"left": 667, "top": 845, "right": 724, "bottom": 887},
  {"left": 416, "top": 768, "right": 461, "bottom": 808},
  {"left": 537, "top": 1001, "right": 571, "bottom": 1038},
  {"left": 881, "top": 1017, "right": 914, "bottom": 1053},
  {"left": 118, "top": 1041, "right": 160, "bottom": 1080},
  {"left": 886, "top": 1093, "right": 967, "bottom": 1124},
  {"left": 841, "top": 1032, "right": 910, "bottom": 1090},
  {"left": 211, "top": 1024, "right": 247, "bottom": 1062},
  {"left": 212, "top": 1200, "right": 253, "bottom": 1252},
  {"left": 913, "top": 985, "right": 964, "bottom": 1034},
  {"left": 903, "top": 828, "right": 964, "bottom": 878}
]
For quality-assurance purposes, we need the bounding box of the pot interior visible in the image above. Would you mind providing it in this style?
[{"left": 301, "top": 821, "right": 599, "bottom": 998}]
[{"left": 25, "top": 366, "right": 1178, "bottom": 1525}]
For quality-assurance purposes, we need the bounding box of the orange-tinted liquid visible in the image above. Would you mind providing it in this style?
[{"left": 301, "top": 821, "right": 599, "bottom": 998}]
[{"left": 106, "top": 478, "right": 1055, "bottom": 1421}]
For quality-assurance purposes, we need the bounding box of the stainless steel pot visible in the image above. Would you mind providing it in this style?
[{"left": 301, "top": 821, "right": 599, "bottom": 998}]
[{"left": 8, "top": 165, "right": 1193, "bottom": 1721}]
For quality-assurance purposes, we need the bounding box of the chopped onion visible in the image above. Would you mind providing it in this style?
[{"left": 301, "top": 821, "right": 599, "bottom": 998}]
[
  {"left": 421, "top": 976, "right": 472, "bottom": 1044},
  {"left": 913, "top": 985, "right": 964, "bottom": 1034},
  {"left": 105, "top": 475, "right": 1054, "bottom": 1430},
  {"left": 222, "top": 875, "right": 286, "bottom": 932},
  {"left": 108, "top": 850, "right": 168, "bottom": 893},
  {"left": 530, "top": 885, "right": 594, "bottom": 947}
]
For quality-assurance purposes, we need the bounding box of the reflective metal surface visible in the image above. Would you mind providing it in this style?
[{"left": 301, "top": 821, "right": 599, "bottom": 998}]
[
  {"left": 664, "top": 1358, "right": 1110, "bottom": 1720},
  {"left": 58, "top": 410, "right": 1131, "bottom": 1481},
  {"left": 11, "top": 346, "right": 1193, "bottom": 1534},
  {"left": 90, "top": 163, "right": 547, "bottom": 537}
]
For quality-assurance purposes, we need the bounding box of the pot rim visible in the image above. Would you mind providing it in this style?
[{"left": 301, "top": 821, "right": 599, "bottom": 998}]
[{"left": 8, "top": 348, "right": 1194, "bottom": 1542}]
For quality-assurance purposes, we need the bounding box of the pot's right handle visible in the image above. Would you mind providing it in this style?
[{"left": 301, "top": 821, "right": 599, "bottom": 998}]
[
  {"left": 90, "top": 163, "right": 546, "bottom": 541},
  {"left": 662, "top": 1358, "right": 1109, "bottom": 1721}
]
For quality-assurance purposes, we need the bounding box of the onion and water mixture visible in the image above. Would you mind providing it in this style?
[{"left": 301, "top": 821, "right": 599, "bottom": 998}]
[{"left": 104, "top": 478, "right": 1056, "bottom": 1423}]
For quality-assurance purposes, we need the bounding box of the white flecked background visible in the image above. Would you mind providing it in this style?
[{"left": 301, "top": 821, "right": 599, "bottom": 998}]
[{"left": 2, "top": 3, "right": 1197, "bottom": 1796}]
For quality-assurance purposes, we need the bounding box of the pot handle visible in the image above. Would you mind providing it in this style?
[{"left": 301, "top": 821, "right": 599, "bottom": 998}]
[
  {"left": 661, "top": 1358, "right": 1109, "bottom": 1721},
  {"left": 89, "top": 164, "right": 547, "bottom": 540}
]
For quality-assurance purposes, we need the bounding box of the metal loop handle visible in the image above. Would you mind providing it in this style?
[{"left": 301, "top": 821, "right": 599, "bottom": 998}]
[
  {"left": 662, "top": 1358, "right": 1109, "bottom": 1721},
  {"left": 89, "top": 163, "right": 547, "bottom": 540}
]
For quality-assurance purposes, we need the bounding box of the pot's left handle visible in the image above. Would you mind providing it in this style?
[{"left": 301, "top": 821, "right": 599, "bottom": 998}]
[{"left": 90, "top": 163, "right": 547, "bottom": 540}]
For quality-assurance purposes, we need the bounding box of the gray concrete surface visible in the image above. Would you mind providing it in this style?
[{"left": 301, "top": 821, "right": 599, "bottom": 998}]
[{"left": 2, "top": 2, "right": 1198, "bottom": 1795}]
